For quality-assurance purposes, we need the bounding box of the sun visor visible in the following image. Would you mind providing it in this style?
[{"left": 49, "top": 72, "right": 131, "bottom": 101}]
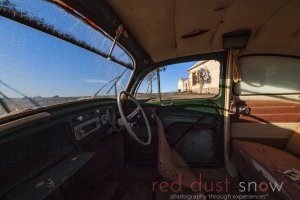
[{"left": 223, "top": 29, "right": 252, "bottom": 50}]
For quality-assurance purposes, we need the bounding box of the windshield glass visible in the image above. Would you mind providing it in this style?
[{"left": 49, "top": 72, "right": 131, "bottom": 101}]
[{"left": 0, "top": 0, "right": 133, "bottom": 117}]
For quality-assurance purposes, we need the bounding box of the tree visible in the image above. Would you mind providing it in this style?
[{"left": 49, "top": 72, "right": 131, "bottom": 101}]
[
  {"left": 145, "top": 67, "right": 167, "bottom": 99},
  {"left": 145, "top": 71, "right": 156, "bottom": 98}
]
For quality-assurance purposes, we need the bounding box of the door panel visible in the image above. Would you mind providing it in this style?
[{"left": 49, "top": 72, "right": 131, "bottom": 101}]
[
  {"left": 166, "top": 122, "right": 218, "bottom": 165},
  {"left": 231, "top": 122, "right": 298, "bottom": 138},
  {"left": 156, "top": 104, "right": 223, "bottom": 167},
  {"left": 231, "top": 56, "right": 300, "bottom": 148}
]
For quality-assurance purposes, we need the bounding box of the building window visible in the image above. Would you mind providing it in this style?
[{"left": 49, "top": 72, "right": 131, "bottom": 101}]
[{"left": 192, "top": 72, "right": 197, "bottom": 85}]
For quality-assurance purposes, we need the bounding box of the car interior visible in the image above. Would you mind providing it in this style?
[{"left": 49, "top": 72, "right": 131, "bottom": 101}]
[{"left": 0, "top": 0, "right": 299, "bottom": 200}]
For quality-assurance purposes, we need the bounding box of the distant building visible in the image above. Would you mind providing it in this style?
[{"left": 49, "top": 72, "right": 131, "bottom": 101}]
[
  {"left": 178, "top": 78, "right": 188, "bottom": 92},
  {"left": 178, "top": 60, "right": 220, "bottom": 94}
]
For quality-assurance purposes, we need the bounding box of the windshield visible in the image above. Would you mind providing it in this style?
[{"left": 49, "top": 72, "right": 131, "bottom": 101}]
[{"left": 0, "top": 0, "right": 133, "bottom": 117}]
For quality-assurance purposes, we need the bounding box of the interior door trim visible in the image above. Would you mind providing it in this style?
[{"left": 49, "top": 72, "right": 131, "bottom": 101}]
[{"left": 231, "top": 122, "right": 299, "bottom": 139}]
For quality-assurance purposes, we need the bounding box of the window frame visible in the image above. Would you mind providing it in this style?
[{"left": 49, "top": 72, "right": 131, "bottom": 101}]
[{"left": 134, "top": 59, "right": 223, "bottom": 102}]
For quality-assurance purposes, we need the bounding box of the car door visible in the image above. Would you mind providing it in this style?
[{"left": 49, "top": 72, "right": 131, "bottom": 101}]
[
  {"left": 231, "top": 55, "right": 300, "bottom": 149},
  {"left": 134, "top": 53, "right": 227, "bottom": 167}
]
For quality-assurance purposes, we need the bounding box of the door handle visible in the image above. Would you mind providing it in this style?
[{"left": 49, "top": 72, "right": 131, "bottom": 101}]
[
  {"left": 237, "top": 105, "right": 250, "bottom": 115},
  {"left": 160, "top": 102, "right": 174, "bottom": 106}
]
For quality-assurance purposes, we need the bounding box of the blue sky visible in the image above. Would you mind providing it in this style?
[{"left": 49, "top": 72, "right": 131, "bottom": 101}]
[
  {"left": 160, "top": 62, "right": 196, "bottom": 92},
  {"left": 138, "top": 62, "right": 196, "bottom": 93},
  {"left": 0, "top": 0, "right": 196, "bottom": 98}
]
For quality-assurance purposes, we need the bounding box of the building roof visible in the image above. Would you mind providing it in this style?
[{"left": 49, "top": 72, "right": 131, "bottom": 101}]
[
  {"left": 178, "top": 78, "right": 188, "bottom": 82},
  {"left": 188, "top": 60, "right": 209, "bottom": 71}
]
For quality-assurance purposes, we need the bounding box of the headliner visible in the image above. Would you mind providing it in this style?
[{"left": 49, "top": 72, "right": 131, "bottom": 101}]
[{"left": 63, "top": 0, "right": 300, "bottom": 63}]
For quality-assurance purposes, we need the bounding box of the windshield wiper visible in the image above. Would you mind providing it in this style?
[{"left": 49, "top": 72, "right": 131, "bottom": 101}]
[
  {"left": 0, "top": 80, "right": 40, "bottom": 108},
  {"left": 93, "top": 69, "right": 127, "bottom": 98}
]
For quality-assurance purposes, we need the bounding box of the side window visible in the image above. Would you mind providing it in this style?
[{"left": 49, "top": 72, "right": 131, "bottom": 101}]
[
  {"left": 234, "top": 56, "right": 300, "bottom": 95},
  {"left": 136, "top": 60, "right": 221, "bottom": 101}
]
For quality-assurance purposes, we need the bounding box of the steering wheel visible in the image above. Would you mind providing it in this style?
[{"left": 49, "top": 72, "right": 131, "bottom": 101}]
[{"left": 117, "top": 91, "right": 152, "bottom": 145}]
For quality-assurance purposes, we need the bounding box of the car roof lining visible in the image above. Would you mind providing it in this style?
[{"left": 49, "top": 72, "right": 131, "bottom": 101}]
[
  {"left": 61, "top": 0, "right": 300, "bottom": 66},
  {"left": 107, "top": 0, "right": 300, "bottom": 61}
]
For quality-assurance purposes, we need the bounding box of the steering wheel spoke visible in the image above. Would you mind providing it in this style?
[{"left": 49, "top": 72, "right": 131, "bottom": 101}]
[{"left": 127, "top": 107, "right": 140, "bottom": 121}]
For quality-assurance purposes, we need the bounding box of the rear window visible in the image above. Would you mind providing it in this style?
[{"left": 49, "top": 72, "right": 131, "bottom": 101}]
[{"left": 234, "top": 56, "right": 300, "bottom": 95}]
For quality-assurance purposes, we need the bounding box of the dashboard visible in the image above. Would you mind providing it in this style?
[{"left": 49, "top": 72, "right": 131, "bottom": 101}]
[
  {"left": 71, "top": 106, "right": 119, "bottom": 142},
  {"left": 0, "top": 99, "right": 120, "bottom": 199}
]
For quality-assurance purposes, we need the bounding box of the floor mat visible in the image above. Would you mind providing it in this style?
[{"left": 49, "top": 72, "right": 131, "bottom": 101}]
[
  {"left": 120, "top": 182, "right": 152, "bottom": 200},
  {"left": 112, "top": 166, "right": 158, "bottom": 200},
  {"left": 91, "top": 180, "right": 119, "bottom": 200},
  {"left": 154, "top": 168, "right": 239, "bottom": 200},
  {"left": 194, "top": 168, "right": 240, "bottom": 195}
]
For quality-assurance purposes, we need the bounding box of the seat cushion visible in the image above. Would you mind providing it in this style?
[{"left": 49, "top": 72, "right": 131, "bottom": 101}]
[{"left": 232, "top": 140, "right": 300, "bottom": 200}]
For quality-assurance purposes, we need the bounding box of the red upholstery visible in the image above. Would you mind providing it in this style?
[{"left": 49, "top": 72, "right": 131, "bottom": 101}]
[{"left": 232, "top": 140, "right": 300, "bottom": 200}]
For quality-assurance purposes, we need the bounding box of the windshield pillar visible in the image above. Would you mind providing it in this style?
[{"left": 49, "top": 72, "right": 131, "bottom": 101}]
[
  {"left": 0, "top": 98, "right": 12, "bottom": 113},
  {"left": 156, "top": 68, "right": 162, "bottom": 102}
]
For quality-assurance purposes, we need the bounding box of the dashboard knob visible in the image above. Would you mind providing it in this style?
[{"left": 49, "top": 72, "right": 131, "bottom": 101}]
[
  {"left": 46, "top": 178, "right": 55, "bottom": 189},
  {"left": 79, "top": 129, "right": 85, "bottom": 135},
  {"left": 76, "top": 116, "right": 83, "bottom": 122}
]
